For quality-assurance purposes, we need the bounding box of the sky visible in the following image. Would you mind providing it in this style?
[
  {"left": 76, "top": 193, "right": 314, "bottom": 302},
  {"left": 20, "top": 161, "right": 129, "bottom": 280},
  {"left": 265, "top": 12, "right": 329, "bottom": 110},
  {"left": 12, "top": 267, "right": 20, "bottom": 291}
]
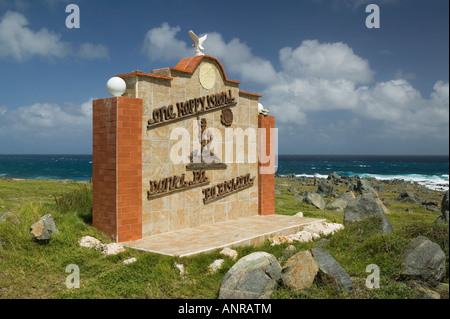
[{"left": 0, "top": 0, "right": 448, "bottom": 155}]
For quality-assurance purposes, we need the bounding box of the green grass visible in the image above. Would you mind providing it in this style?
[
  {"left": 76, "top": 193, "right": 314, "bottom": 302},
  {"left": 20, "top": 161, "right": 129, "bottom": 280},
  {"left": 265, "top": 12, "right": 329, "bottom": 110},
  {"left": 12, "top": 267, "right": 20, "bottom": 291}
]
[{"left": 0, "top": 178, "right": 448, "bottom": 299}]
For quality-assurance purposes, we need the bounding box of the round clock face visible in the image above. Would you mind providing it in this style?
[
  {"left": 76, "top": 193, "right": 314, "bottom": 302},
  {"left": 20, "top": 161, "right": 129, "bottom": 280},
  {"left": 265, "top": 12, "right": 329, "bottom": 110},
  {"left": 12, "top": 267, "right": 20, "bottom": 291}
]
[{"left": 199, "top": 63, "right": 216, "bottom": 90}]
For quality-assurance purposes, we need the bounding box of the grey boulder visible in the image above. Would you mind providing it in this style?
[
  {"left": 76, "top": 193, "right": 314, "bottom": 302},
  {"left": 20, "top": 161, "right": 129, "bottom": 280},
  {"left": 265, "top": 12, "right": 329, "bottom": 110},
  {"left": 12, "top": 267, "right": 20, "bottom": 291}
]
[
  {"left": 219, "top": 252, "right": 282, "bottom": 299},
  {"left": 30, "top": 214, "right": 59, "bottom": 241},
  {"left": 304, "top": 192, "right": 326, "bottom": 210},
  {"left": 436, "top": 191, "right": 449, "bottom": 224},
  {"left": 401, "top": 236, "right": 446, "bottom": 287},
  {"left": 310, "top": 247, "right": 353, "bottom": 295},
  {"left": 344, "top": 194, "right": 393, "bottom": 234},
  {"left": 326, "top": 192, "right": 355, "bottom": 212},
  {"left": 397, "top": 192, "right": 420, "bottom": 204},
  {"left": 316, "top": 180, "right": 335, "bottom": 198}
]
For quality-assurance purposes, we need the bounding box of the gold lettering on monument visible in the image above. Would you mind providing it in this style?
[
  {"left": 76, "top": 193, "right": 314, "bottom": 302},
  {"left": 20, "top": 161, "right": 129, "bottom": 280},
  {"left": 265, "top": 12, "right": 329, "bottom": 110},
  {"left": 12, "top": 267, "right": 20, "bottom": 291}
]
[
  {"left": 147, "top": 90, "right": 236, "bottom": 129},
  {"left": 202, "top": 174, "right": 255, "bottom": 204},
  {"left": 147, "top": 170, "right": 209, "bottom": 199}
]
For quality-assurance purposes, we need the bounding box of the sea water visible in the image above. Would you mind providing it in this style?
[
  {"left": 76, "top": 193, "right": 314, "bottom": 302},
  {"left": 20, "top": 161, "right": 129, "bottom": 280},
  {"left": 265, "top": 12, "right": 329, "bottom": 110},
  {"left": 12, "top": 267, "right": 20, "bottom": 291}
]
[{"left": 0, "top": 154, "right": 448, "bottom": 191}]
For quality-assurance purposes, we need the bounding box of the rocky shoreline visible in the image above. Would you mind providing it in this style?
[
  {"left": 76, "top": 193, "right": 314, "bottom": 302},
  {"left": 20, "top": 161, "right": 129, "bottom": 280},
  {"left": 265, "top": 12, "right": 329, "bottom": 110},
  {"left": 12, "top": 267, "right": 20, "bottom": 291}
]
[{"left": 276, "top": 173, "right": 449, "bottom": 224}]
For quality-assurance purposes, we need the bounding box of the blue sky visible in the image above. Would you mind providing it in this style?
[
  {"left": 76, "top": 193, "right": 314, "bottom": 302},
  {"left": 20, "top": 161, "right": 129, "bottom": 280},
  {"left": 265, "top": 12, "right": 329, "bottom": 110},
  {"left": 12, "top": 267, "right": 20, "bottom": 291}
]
[{"left": 0, "top": 0, "right": 448, "bottom": 155}]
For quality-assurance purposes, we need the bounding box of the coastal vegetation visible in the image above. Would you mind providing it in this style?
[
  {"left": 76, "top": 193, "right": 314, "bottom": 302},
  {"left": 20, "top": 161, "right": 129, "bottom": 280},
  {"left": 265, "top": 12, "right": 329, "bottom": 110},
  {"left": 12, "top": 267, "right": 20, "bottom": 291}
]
[{"left": 0, "top": 177, "right": 448, "bottom": 299}]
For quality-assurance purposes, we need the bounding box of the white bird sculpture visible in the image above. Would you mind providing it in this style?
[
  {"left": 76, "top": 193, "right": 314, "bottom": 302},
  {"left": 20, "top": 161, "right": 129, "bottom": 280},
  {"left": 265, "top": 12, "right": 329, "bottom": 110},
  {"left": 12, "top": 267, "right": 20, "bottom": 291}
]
[
  {"left": 189, "top": 30, "right": 207, "bottom": 56},
  {"left": 258, "top": 103, "right": 270, "bottom": 115}
]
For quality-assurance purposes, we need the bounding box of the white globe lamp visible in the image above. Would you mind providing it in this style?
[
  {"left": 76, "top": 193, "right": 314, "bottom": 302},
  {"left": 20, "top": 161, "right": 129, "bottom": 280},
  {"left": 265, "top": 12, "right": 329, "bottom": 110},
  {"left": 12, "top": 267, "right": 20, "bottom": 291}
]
[{"left": 106, "top": 77, "right": 126, "bottom": 97}]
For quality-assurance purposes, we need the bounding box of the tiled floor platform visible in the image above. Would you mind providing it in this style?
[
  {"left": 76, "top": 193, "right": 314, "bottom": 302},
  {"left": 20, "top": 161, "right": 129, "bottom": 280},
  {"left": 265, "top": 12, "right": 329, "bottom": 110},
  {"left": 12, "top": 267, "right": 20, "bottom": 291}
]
[{"left": 123, "top": 215, "right": 326, "bottom": 257}]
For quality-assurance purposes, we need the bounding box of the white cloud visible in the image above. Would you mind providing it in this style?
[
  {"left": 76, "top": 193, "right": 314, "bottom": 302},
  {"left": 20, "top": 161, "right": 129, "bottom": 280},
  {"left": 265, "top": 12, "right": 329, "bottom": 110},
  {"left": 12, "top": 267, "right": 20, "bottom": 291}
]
[
  {"left": 142, "top": 24, "right": 278, "bottom": 86},
  {"left": 78, "top": 43, "right": 110, "bottom": 60},
  {"left": 279, "top": 40, "right": 374, "bottom": 84},
  {"left": 0, "top": 11, "right": 69, "bottom": 61},
  {"left": 0, "top": 99, "right": 93, "bottom": 136},
  {"left": 142, "top": 23, "right": 191, "bottom": 62},
  {"left": 206, "top": 33, "right": 278, "bottom": 85},
  {"left": 142, "top": 23, "right": 448, "bottom": 151},
  {"left": 0, "top": 11, "right": 109, "bottom": 61}
]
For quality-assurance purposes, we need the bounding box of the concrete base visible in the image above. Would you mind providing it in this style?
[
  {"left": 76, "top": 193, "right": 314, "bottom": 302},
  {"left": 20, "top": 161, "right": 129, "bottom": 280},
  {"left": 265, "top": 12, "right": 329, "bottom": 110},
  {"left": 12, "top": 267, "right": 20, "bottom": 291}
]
[{"left": 122, "top": 215, "right": 326, "bottom": 257}]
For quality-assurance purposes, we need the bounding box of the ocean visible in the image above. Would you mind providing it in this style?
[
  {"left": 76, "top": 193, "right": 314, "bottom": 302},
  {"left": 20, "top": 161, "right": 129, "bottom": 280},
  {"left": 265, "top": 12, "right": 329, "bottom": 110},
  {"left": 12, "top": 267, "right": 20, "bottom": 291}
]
[
  {"left": 276, "top": 155, "right": 449, "bottom": 191},
  {"left": 0, "top": 154, "right": 448, "bottom": 191}
]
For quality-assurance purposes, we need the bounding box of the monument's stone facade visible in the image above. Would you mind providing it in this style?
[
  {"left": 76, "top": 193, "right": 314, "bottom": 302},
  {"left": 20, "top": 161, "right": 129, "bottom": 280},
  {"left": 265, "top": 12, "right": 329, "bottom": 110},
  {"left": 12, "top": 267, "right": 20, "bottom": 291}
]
[{"left": 93, "top": 55, "right": 275, "bottom": 242}]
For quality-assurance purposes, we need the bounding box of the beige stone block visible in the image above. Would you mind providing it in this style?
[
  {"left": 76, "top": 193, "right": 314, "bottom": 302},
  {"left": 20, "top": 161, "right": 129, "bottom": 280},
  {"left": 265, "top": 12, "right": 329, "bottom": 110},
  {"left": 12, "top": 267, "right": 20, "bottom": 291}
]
[
  {"left": 148, "top": 125, "right": 170, "bottom": 141},
  {"left": 237, "top": 163, "right": 251, "bottom": 176},
  {"left": 169, "top": 209, "right": 186, "bottom": 232},
  {"left": 250, "top": 198, "right": 259, "bottom": 215},
  {"left": 169, "top": 191, "right": 185, "bottom": 212},
  {"left": 153, "top": 92, "right": 171, "bottom": 107},
  {"left": 199, "top": 205, "right": 214, "bottom": 226},
  {"left": 226, "top": 200, "right": 240, "bottom": 220},
  {"left": 214, "top": 202, "right": 228, "bottom": 223},
  {"left": 249, "top": 184, "right": 258, "bottom": 199},
  {"left": 142, "top": 213, "right": 153, "bottom": 237},
  {"left": 238, "top": 188, "right": 250, "bottom": 200},
  {"left": 238, "top": 199, "right": 250, "bottom": 218},
  {"left": 153, "top": 210, "right": 170, "bottom": 235},
  {"left": 186, "top": 82, "right": 201, "bottom": 99},
  {"left": 142, "top": 147, "right": 152, "bottom": 164},
  {"left": 187, "top": 207, "right": 200, "bottom": 228},
  {"left": 151, "top": 195, "right": 170, "bottom": 211},
  {"left": 185, "top": 189, "right": 201, "bottom": 207},
  {"left": 150, "top": 140, "right": 171, "bottom": 164}
]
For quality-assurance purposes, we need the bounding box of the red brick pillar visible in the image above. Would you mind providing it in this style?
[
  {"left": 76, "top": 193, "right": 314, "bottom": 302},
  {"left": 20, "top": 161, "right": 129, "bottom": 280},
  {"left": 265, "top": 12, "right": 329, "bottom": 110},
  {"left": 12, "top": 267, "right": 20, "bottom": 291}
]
[
  {"left": 258, "top": 115, "right": 275, "bottom": 215},
  {"left": 92, "top": 97, "right": 143, "bottom": 242}
]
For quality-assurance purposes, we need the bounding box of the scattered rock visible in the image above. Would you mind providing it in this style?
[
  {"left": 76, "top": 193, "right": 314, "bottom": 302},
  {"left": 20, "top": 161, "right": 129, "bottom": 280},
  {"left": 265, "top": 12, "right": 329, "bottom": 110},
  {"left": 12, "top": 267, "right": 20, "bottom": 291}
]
[
  {"left": 350, "top": 177, "right": 378, "bottom": 198},
  {"left": 79, "top": 236, "right": 102, "bottom": 249},
  {"left": 279, "top": 245, "right": 297, "bottom": 263},
  {"left": 219, "top": 252, "right": 282, "bottom": 299},
  {"left": 274, "top": 190, "right": 282, "bottom": 195},
  {"left": 209, "top": 259, "right": 225, "bottom": 273},
  {"left": 174, "top": 263, "right": 187, "bottom": 278},
  {"left": 271, "top": 231, "right": 313, "bottom": 245},
  {"left": 281, "top": 250, "right": 319, "bottom": 291},
  {"left": 315, "top": 238, "right": 331, "bottom": 247},
  {"left": 287, "top": 186, "right": 298, "bottom": 194},
  {"left": 0, "top": 212, "right": 11, "bottom": 223},
  {"left": 100, "top": 243, "right": 126, "bottom": 255},
  {"left": 30, "top": 214, "right": 58, "bottom": 241},
  {"left": 302, "top": 222, "right": 344, "bottom": 237},
  {"left": 405, "top": 209, "right": 414, "bottom": 213},
  {"left": 310, "top": 247, "right": 353, "bottom": 295},
  {"left": 278, "top": 201, "right": 285, "bottom": 206},
  {"left": 326, "top": 191, "right": 356, "bottom": 212},
  {"left": 316, "top": 180, "right": 335, "bottom": 198},
  {"left": 123, "top": 257, "right": 137, "bottom": 265},
  {"left": 401, "top": 236, "right": 446, "bottom": 287},
  {"left": 220, "top": 247, "right": 238, "bottom": 260},
  {"left": 426, "top": 206, "right": 440, "bottom": 213},
  {"left": 435, "top": 283, "right": 449, "bottom": 299},
  {"left": 344, "top": 194, "right": 393, "bottom": 234},
  {"left": 79, "top": 236, "right": 125, "bottom": 255},
  {"left": 422, "top": 200, "right": 438, "bottom": 207},
  {"left": 304, "top": 192, "right": 326, "bottom": 210},
  {"left": 436, "top": 191, "right": 449, "bottom": 224},
  {"left": 294, "top": 212, "right": 303, "bottom": 217},
  {"left": 397, "top": 192, "right": 420, "bottom": 204},
  {"left": 326, "top": 197, "right": 351, "bottom": 212},
  {"left": 58, "top": 179, "right": 76, "bottom": 184},
  {"left": 415, "top": 285, "right": 441, "bottom": 299},
  {"left": 327, "top": 173, "right": 341, "bottom": 182},
  {"left": 375, "top": 197, "right": 391, "bottom": 215},
  {"left": 271, "top": 222, "right": 343, "bottom": 245},
  {"left": 293, "top": 195, "right": 305, "bottom": 202}
]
